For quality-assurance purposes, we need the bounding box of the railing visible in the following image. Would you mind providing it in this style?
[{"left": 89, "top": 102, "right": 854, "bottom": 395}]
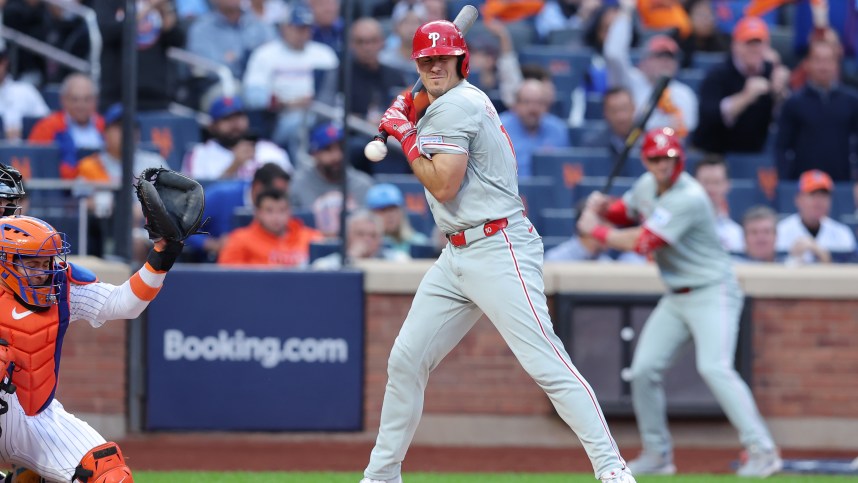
[
  {"left": 167, "top": 47, "right": 237, "bottom": 108},
  {"left": 25, "top": 179, "right": 120, "bottom": 257},
  {"left": 0, "top": 28, "right": 90, "bottom": 74},
  {"left": 42, "top": 0, "right": 102, "bottom": 84}
]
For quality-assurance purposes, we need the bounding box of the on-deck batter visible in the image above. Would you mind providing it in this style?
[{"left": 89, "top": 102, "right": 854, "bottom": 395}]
[
  {"left": 361, "top": 19, "right": 636, "bottom": 483},
  {"left": 577, "top": 127, "right": 781, "bottom": 478}
]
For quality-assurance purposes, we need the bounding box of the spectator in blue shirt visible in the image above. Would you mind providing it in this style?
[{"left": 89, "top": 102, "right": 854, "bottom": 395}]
[
  {"left": 776, "top": 40, "right": 858, "bottom": 182},
  {"left": 186, "top": 0, "right": 274, "bottom": 85},
  {"left": 499, "top": 79, "right": 571, "bottom": 177},
  {"left": 309, "top": 0, "right": 345, "bottom": 57}
]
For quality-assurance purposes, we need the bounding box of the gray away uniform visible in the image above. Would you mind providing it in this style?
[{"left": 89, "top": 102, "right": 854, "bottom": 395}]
[
  {"left": 364, "top": 80, "right": 628, "bottom": 481},
  {"left": 622, "top": 172, "right": 776, "bottom": 455}
]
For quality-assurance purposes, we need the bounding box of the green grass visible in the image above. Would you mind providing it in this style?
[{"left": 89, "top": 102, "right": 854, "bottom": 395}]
[{"left": 134, "top": 472, "right": 855, "bottom": 482}]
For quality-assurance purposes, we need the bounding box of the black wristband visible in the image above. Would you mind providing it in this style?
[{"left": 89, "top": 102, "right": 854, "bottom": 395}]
[{"left": 146, "top": 240, "right": 183, "bottom": 272}]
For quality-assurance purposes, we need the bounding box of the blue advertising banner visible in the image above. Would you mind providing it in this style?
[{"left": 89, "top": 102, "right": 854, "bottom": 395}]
[{"left": 146, "top": 268, "right": 364, "bottom": 431}]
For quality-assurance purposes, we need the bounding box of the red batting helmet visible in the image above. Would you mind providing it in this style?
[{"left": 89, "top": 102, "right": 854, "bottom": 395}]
[
  {"left": 411, "top": 20, "right": 470, "bottom": 78},
  {"left": 641, "top": 127, "right": 685, "bottom": 183}
]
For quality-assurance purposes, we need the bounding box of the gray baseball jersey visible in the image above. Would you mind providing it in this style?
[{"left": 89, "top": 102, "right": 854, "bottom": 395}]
[
  {"left": 416, "top": 81, "right": 523, "bottom": 234},
  {"left": 621, "top": 172, "right": 776, "bottom": 460},
  {"left": 364, "top": 80, "right": 628, "bottom": 482},
  {"left": 622, "top": 172, "right": 734, "bottom": 289}
]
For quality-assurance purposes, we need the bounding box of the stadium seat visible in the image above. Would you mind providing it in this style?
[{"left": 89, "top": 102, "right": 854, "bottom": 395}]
[
  {"left": 568, "top": 121, "right": 607, "bottom": 145},
  {"left": 676, "top": 68, "right": 705, "bottom": 93},
  {"left": 231, "top": 208, "right": 253, "bottom": 230},
  {"left": 692, "top": 52, "right": 727, "bottom": 72},
  {"left": 518, "top": 46, "right": 589, "bottom": 88},
  {"left": 583, "top": 93, "right": 604, "bottom": 120},
  {"left": 21, "top": 116, "right": 42, "bottom": 139},
  {"left": 518, "top": 176, "right": 559, "bottom": 219},
  {"left": 538, "top": 208, "right": 576, "bottom": 238},
  {"left": 309, "top": 240, "right": 342, "bottom": 263},
  {"left": 0, "top": 143, "right": 62, "bottom": 178},
  {"left": 137, "top": 112, "right": 201, "bottom": 171},
  {"left": 407, "top": 211, "right": 434, "bottom": 237},
  {"left": 42, "top": 84, "right": 62, "bottom": 111},
  {"left": 547, "top": 27, "right": 587, "bottom": 47},
  {"left": 531, "top": 148, "right": 617, "bottom": 206},
  {"left": 572, "top": 176, "right": 636, "bottom": 204},
  {"left": 728, "top": 180, "right": 771, "bottom": 220},
  {"left": 36, "top": 212, "right": 81, "bottom": 254},
  {"left": 409, "top": 242, "right": 437, "bottom": 259},
  {"left": 724, "top": 152, "right": 775, "bottom": 179}
]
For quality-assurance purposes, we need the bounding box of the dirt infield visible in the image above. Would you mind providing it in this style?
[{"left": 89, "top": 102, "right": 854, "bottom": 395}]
[{"left": 117, "top": 435, "right": 855, "bottom": 474}]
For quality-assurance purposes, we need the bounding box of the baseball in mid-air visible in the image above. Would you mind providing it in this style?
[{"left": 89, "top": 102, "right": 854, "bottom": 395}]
[{"left": 364, "top": 139, "right": 388, "bottom": 162}]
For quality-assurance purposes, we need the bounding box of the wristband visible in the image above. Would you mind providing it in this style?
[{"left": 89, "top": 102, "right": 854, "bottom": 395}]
[
  {"left": 592, "top": 225, "right": 611, "bottom": 244},
  {"left": 401, "top": 132, "right": 419, "bottom": 164},
  {"left": 146, "top": 240, "right": 184, "bottom": 272}
]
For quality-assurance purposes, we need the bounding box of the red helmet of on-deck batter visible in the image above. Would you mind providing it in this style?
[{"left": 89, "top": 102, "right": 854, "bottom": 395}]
[
  {"left": 411, "top": 20, "right": 470, "bottom": 78},
  {"left": 641, "top": 127, "right": 685, "bottom": 183}
]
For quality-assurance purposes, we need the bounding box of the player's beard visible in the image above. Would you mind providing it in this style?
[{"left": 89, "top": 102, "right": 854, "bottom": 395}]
[{"left": 319, "top": 163, "right": 344, "bottom": 182}]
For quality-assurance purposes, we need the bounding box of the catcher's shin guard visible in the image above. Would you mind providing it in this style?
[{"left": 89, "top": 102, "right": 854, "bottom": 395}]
[{"left": 73, "top": 442, "right": 133, "bottom": 483}]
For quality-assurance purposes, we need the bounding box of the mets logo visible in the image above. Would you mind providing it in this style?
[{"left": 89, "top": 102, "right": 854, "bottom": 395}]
[{"left": 428, "top": 32, "right": 441, "bottom": 47}]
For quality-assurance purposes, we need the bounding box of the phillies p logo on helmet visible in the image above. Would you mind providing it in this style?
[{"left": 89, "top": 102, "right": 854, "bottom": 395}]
[{"left": 411, "top": 20, "right": 471, "bottom": 78}]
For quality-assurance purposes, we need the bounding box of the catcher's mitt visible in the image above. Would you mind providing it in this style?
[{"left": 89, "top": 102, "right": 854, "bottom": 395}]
[{"left": 134, "top": 168, "right": 206, "bottom": 242}]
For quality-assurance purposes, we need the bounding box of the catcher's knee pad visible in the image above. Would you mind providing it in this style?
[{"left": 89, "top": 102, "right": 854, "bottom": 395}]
[
  {"left": 73, "top": 442, "right": 133, "bottom": 483},
  {"left": 5, "top": 467, "right": 45, "bottom": 483}
]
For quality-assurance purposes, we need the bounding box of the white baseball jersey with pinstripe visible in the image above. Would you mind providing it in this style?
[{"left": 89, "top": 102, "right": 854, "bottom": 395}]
[{"left": 0, "top": 267, "right": 162, "bottom": 481}]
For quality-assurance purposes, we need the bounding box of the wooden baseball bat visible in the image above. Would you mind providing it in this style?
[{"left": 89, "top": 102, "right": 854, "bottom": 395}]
[
  {"left": 371, "top": 4, "right": 480, "bottom": 146},
  {"left": 601, "top": 75, "right": 672, "bottom": 193}
]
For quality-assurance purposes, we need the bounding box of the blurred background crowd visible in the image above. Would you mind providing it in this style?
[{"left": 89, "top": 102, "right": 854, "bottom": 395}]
[{"left": 0, "top": 0, "right": 856, "bottom": 267}]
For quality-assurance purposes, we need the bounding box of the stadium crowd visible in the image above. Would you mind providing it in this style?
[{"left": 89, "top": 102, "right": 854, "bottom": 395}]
[{"left": 0, "top": 0, "right": 856, "bottom": 267}]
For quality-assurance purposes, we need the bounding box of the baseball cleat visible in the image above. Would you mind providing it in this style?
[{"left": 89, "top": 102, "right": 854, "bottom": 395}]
[
  {"left": 627, "top": 450, "right": 677, "bottom": 475},
  {"left": 736, "top": 446, "right": 783, "bottom": 478},
  {"left": 360, "top": 477, "right": 402, "bottom": 483},
  {"left": 599, "top": 467, "right": 637, "bottom": 482}
]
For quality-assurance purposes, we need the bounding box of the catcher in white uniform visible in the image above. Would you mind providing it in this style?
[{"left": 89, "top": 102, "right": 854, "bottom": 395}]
[
  {"left": 0, "top": 169, "right": 203, "bottom": 482},
  {"left": 577, "top": 127, "right": 781, "bottom": 478},
  {"left": 362, "top": 20, "right": 635, "bottom": 483}
]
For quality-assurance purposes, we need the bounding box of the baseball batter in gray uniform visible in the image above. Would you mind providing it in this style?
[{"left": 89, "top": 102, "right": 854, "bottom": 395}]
[
  {"left": 577, "top": 127, "right": 781, "bottom": 478},
  {"left": 362, "top": 20, "right": 635, "bottom": 483}
]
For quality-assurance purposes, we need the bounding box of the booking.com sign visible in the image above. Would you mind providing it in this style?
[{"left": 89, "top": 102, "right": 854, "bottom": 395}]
[
  {"left": 146, "top": 269, "right": 364, "bottom": 431},
  {"left": 163, "top": 329, "right": 349, "bottom": 368}
]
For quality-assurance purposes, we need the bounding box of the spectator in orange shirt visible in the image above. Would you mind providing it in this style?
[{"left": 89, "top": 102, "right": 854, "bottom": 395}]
[
  {"left": 28, "top": 73, "right": 105, "bottom": 179},
  {"left": 218, "top": 188, "right": 323, "bottom": 266}
]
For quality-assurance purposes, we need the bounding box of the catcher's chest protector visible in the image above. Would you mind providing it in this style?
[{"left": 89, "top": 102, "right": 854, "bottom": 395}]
[{"left": 0, "top": 285, "right": 68, "bottom": 416}]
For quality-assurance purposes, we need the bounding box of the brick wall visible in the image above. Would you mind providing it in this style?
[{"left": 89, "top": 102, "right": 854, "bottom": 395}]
[
  {"left": 364, "top": 295, "right": 551, "bottom": 429},
  {"left": 364, "top": 295, "right": 858, "bottom": 429},
  {"left": 753, "top": 299, "right": 858, "bottom": 418},
  {"left": 52, "top": 294, "right": 858, "bottom": 431},
  {"left": 55, "top": 319, "right": 127, "bottom": 414}
]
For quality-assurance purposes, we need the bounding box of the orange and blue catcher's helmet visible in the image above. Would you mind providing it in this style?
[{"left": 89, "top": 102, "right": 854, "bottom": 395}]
[{"left": 0, "top": 216, "right": 70, "bottom": 307}]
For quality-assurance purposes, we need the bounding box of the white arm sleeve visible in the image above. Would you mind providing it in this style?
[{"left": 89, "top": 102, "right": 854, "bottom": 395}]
[{"left": 70, "top": 268, "right": 166, "bottom": 327}]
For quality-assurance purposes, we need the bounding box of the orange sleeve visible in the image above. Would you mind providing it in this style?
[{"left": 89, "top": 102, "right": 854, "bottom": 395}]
[
  {"left": 28, "top": 118, "right": 57, "bottom": 144},
  {"left": 76, "top": 155, "right": 110, "bottom": 181},
  {"left": 217, "top": 232, "right": 247, "bottom": 265}
]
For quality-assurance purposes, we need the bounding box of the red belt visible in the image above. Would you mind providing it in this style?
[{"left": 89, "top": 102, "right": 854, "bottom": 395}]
[
  {"left": 448, "top": 218, "right": 509, "bottom": 247},
  {"left": 671, "top": 287, "right": 696, "bottom": 294}
]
